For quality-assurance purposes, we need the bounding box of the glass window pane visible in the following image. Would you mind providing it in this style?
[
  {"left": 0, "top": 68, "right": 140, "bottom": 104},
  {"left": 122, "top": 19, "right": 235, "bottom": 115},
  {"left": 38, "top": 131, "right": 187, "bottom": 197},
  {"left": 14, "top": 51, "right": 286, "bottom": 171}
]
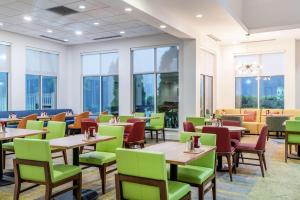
[
  {"left": 42, "top": 76, "right": 57, "bottom": 109},
  {"left": 235, "top": 77, "right": 258, "bottom": 108},
  {"left": 157, "top": 73, "right": 179, "bottom": 128},
  {"left": 204, "top": 76, "right": 213, "bottom": 116},
  {"left": 101, "top": 75, "right": 119, "bottom": 114},
  {"left": 26, "top": 49, "right": 41, "bottom": 75},
  {"left": 133, "top": 49, "right": 154, "bottom": 74},
  {"left": 101, "top": 52, "right": 118, "bottom": 75},
  {"left": 200, "top": 75, "right": 205, "bottom": 117},
  {"left": 156, "top": 46, "right": 178, "bottom": 72},
  {"left": 0, "top": 44, "right": 10, "bottom": 72},
  {"left": 83, "top": 77, "right": 100, "bottom": 114},
  {"left": 260, "top": 76, "right": 284, "bottom": 108},
  {"left": 261, "top": 53, "right": 284, "bottom": 76},
  {"left": 0, "top": 73, "right": 8, "bottom": 111},
  {"left": 82, "top": 54, "right": 100, "bottom": 75},
  {"left": 133, "top": 74, "right": 155, "bottom": 116},
  {"left": 26, "top": 75, "right": 41, "bottom": 110}
]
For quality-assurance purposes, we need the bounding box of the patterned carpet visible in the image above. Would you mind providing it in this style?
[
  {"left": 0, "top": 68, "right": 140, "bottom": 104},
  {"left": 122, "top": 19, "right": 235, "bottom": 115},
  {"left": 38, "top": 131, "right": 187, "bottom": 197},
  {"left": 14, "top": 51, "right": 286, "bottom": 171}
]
[{"left": 1, "top": 135, "right": 300, "bottom": 200}]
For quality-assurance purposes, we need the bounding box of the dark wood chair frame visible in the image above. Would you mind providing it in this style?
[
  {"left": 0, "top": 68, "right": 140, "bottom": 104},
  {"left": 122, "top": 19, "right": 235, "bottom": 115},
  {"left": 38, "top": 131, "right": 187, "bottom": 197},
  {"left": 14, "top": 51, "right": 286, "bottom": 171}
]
[
  {"left": 115, "top": 173, "right": 191, "bottom": 200},
  {"left": 217, "top": 151, "right": 237, "bottom": 182},
  {"left": 124, "top": 140, "right": 145, "bottom": 149},
  {"left": 285, "top": 131, "right": 300, "bottom": 162},
  {"left": 13, "top": 158, "right": 82, "bottom": 200},
  {"left": 145, "top": 128, "right": 165, "bottom": 143}
]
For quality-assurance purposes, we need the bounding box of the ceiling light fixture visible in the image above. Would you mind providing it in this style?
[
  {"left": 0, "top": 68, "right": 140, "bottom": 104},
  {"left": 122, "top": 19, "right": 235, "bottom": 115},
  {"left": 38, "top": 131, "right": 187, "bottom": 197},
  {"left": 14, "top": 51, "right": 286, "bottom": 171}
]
[
  {"left": 23, "top": 15, "right": 32, "bottom": 22},
  {"left": 160, "top": 24, "right": 167, "bottom": 29},
  {"left": 47, "top": 29, "right": 53, "bottom": 33},
  {"left": 78, "top": 5, "right": 86, "bottom": 9},
  {"left": 0, "top": 22, "right": 3, "bottom": 26},
  {"left": 120, "top": 31, "right": 125, "bottom": 34},
  {"left": 75, "top": 30, "right": 82, "bottom": 35},
  {"left": 93, "top": 22, "right": 99, "bottom": 26},
  {"left": 124, "top": 7, "right": 132, "bottom": 12},
  {"left": 63, "top": 39, "right": 69, "bottom": 42},
  {"left": 196, "top": 14, "right": 203, "bottom": 18}
]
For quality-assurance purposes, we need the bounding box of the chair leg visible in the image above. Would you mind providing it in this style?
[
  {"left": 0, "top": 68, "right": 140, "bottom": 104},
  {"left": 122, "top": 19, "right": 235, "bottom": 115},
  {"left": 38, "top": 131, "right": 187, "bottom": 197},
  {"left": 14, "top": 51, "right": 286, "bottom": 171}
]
[
  {"left": 62, "top": 150, "right": 68, "bottom": 164},
  {"left": 13, "top": 180, "right": 21, "bottom": 200},
  {"left": 285, "top": 136, "right": 288, "bottom": 163},
  {"left": 45, "top": 184, "right": 52, "bottom": 200},
  {"left": 198, "top": 184, "right": 204, "bottom": 200},
  {"left": 150, "top": 130, "right": 153, "bottom": 139},
  {"left": 2, "top": 150, "right": 5, "bottom": 169},
  {"left": 99, "top": 165, "right": 106, "bottom": 194},
  {"left": 267, "top": 131, "right": 269, "bottom": 141},
  {"left": 289, "top": 145, "right": 292, "bottom": 154},
  {"left": 262, "top": 152, "right": 267, "bottom": 170},
  {"left": 226, "top": 154, "right": 233, "bottom": 181},
  {"left": 212, "top": 177, "right": 216, "bottom": 200},
  {"left": 162, "top": 129, "right": 165, "bottom": 141},
  {"left": 241, "top": 153, "right": 244, "bottom": 163},
  {"left": 74, "top": 174, "right": 82, "bottom": 200},
  {"left": 258, "top": 152, "right": 265, "bottom": 177},
  {"left": 156, "top": 130, "right": 159, "bottom": 143}
]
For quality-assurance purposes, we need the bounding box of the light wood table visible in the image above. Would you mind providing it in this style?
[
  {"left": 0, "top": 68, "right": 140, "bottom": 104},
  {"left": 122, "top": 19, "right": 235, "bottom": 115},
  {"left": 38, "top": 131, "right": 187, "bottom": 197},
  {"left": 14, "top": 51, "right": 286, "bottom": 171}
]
[
  {"left": 98, "top": 122, "right": 133, "bottom": 126},
  {"left": 221, "top": 113, "right": 248, "bottom": 117},
  {"left": 133, "top": 116, "right": 159, "bottom": 121},
  {"left": 144, "top": 142, "right": 216, "bottom": 181},
  {"left": 262, "top": 114, "right": 293, "bottom": 117},
  {"left": 0, "top": 128, "right": 47, "bottom": 186},
  {"left": 0, "top": 118, "right": 21, "bottom": 126},
  {"left": 196, "top": 125, "right": 246, "bottom": 132}
]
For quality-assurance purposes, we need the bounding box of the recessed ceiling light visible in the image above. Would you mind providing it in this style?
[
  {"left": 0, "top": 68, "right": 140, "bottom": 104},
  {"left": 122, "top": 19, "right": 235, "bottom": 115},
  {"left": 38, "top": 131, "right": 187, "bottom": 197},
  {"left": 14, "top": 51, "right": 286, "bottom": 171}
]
[
  {"left": 78, "top": 5, "right": 86, "bottom": 9},
  {"left": 75, "top": 30, "right": 82, "bottom": 35},
  {"left": 47, "top": 29, "right": 53, "bottom": 33},
  {"left": 23, "top": 15, "right": 32, "bottom": 22},
  {"left": 64, "top": 39, "right": 69, "bottom": 42},
  {"left": 120, "top": 31, "right": 125, "bottom": 34},
  {"left": 93, "top": 22, "right": 99, "bottom": 26},
  {"left": 160, "top": 24, "right": 167, "bottom": 29},
  {"left": 124, "top": 7, "right": 132, "bottom": 12},
  {"left": 0, "top": 22, "right": 3, "bottom": 26},
  {"left": 195, "top": 14, "right": 203, "bottom": 18}
]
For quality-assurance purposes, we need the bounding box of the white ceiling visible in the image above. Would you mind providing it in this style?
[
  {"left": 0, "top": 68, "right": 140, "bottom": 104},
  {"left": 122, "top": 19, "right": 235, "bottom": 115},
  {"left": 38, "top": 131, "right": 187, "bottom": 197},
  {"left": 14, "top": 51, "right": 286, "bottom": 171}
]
[{"left": 0, "top": 0, "right": 163, "bottom": 45}]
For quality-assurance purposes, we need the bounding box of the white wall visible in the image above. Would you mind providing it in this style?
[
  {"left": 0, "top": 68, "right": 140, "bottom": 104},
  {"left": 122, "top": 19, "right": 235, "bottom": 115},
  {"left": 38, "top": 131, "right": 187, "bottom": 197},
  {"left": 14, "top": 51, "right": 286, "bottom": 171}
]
[
  {"left": 218, "top": 39, "right": 296, "bottom": 109},
  {"left": 0, "top": 30, "right": 68, "bottom": 110}
]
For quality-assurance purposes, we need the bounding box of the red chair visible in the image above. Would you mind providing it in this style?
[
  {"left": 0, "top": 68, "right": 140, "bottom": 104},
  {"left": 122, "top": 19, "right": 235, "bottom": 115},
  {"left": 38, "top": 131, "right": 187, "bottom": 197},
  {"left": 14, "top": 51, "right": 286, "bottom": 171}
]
[
  {"left": 124, "top": 121, "right": 146, "bottom": 148},
  {"left": 124, "top": 118, "right": 142, "bottom": 136},
  {"left": 183, "top": 121, "right": 196, "bottom": 132},
  {"left": 80, "top": 118, "right": 98, "bottom": 153},
  {"left": 222, "top": 120, "right": 241, "bottom": 148},
  {"left": 236, "top": 126, "right": 268, "bottom": 177},
  {"left": 202, "top": 126, "right": 236, "bottom": 181}
]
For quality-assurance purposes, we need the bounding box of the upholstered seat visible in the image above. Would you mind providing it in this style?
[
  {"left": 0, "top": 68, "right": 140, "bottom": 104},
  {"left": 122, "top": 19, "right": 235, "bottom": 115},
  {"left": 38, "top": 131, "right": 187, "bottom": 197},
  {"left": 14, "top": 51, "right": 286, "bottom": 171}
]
[
  {"left": 236, "top": 143, "right": 256, "bottom": 151},
  {"left": 177, "top": 165, "right": 214, "bottom": 185},
  {"left": 168, "top": 181, "right": 191, "bottom": 200},
  {"left": 52, "top": 164, "right": 81, "bottom": 183},
  {"left": 79, "top": 151, "right": 116, "bottom": 165},
  {"left": 231, "top": 139, "right": 240, "bottom": 148},
  {"left": 2, "top": 142, "right": 14, "bottom": 150}
]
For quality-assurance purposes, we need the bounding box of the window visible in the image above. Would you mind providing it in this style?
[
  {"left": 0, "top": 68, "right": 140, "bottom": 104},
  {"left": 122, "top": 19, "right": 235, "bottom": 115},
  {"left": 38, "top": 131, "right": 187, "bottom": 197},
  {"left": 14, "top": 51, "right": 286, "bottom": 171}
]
[
  {"left": 82, "top": 52, "right": 119, "bottom": 114},
  {"left": 132, "top": 46, "right": 179, "bottom": 128},
  {"left": 200, "top": 75, "right": 213, "bottom": 117},
  {"left": 0, "top": 43, "right": 10, "bottom": 111},
  {"left": 235, "top": 53, "right": 284, "bottom": 108},
  {"left": 26, "top": 49, "right": 58, "bottom": 110}
]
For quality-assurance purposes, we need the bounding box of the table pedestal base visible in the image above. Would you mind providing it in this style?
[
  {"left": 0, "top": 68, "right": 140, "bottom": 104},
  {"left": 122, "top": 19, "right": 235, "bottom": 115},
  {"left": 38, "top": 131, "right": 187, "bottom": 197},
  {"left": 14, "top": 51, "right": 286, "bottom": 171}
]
[
  {"left": 54, "top": 189, "right": 98, "bottom": 200},
  {"left": 0, "top": 175, "right": 14, "bottom": 186}
]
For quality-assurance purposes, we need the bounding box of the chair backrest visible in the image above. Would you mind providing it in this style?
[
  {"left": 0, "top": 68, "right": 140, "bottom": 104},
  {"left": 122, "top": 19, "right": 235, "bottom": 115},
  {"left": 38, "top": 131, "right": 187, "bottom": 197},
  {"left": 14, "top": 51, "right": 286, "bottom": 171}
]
[
  {"left": 186, "top": 117, "right": 205, "bottom": 127},
  {"left": 18, "top": 114, "right": 37, "bottom": 129},
  {"left": 183, "top": 121, "right": 196, "bottom": 132},
  {"left": 46, "top": 121, "right": 66, "bottom": 140},
  {"left": 202, "top": 126, "right": 232, "bottom": 153},
  {"left": 126, "top": 121, "right": 146, "bottom": 142},
  {"left": 255, "top": 126, "right": 268, "bottom": 151},
  {"left": 51, "top": 112, "right": 66, "bottom": 122},
  {"left": 295, "top": 116, "right": 300, "bottom": 121},
  {"left": 96, "top": 125, "right": 124, "bottom": 153},
  {"left": 98, "top": 114, "right": 113, "bottom": 123},
  {"left": 119, "top": 115, "right": 133, "bottom": 123},
  {"left": 81, "top": 118, "right": 98, "bottom": 134},
  {"left": 73, "top": 112, "right": 90, "bottom": 128},
  {"left": 179, "top": 131, "right": 202, "bottom": 143},
  {"left": 25, "top": 120, "right": 44, "bottom": 139},
  {"left": 222, "top": 120, "right": 241, "bottom": 127},
  {"left": 14, "top": 138, "right": 54, "bottom": 182},
  {"left": 285, "top": 120, "right": 300, "bottom": 143},
  {"left": 134, "top": 112, "right": 145, "bottom": 117},
  {"left": 124, "top": 118, "right": 142, "bottom": 133},
  {"left": 150, "top": 113, "right": 165, "bottom": 128},
  {"left": 266, "top": 116, "right": 289, "bottom": 132},
  {"left": 116, "top": 148, "right": 168, "bottom": 200}
]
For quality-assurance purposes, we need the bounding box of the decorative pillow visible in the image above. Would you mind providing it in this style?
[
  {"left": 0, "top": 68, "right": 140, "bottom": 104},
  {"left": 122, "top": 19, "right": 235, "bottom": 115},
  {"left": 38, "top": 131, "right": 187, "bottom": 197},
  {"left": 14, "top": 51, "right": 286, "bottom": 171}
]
[{"left": 244, "top": 110, "right": 257, "bottom": 122}]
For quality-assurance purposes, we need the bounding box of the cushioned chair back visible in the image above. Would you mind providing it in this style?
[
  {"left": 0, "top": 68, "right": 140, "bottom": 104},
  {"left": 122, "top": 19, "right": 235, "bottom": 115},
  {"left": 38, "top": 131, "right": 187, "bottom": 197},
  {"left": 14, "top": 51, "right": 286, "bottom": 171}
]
[
  {"left": 222, "top": 120, "right": 241, "bottom": 127},
  {"left": 25, "top": 120, "right": 44, "bottom": 139},
  {"left": 96, "top": 125, "right": 124, "bottom": 153},
  {"left": 134, "top": 112, "right": 145, "bottom": 117},
  {"left": 150, "top": 113, "right": 165, "bottom": 128},
  {"left": 186, "top": 117, "right": 205, "bottom": 127},
  {"left": 14, "top": 138, "right": 54, "bottom": 182},
  {"left": 119, "top": 115, "right": 133, "bottom": 123},
  {"left": 202, "top": 126, "right": 232, "bottom": 153},
  {"left": 221, "top": 116, "right": 242, "bottom": 123},
  {"left": 179, "top": 131, "right": 202, "bottom": 143},
  {"left": 124, "top": 118, "right": 142, "bottom": 133},
  {"left": 116, "top": 148, "right": 168, "bottom": 200},
  {"left": 183, "top": 121, "right": 196, "bottom": 132},
  {"left": 46, "top": 121, "right": 66, "bottom": 140},
  {"left": 51, "top": 112, "right": 66, "bottom": 122},
  {"left": 98, "top": 114, "right": 113, "bottom": 123},
  {"left": 266, "top": 116, "right": 289, "bottom": 132},
  {"left": 255, "top": 126, "right": 268, "bottom": 151},
  {"left": 127, "top": 121, "right": 146, "bottom": 142},
  {"left": 18, "top": 114, "right": 37, "bottom": 129},
  {"left": 73, "top": 112, "right": 89, "bottom": 128},
  {"left": 295, "top": 117, "right": 300, "bottom": 121},
  {"left": 81, "top": 118, "right": 98, "bottom": 134},
  {"left": 285, "top": 120, "right": 300, "bottom": 143}
]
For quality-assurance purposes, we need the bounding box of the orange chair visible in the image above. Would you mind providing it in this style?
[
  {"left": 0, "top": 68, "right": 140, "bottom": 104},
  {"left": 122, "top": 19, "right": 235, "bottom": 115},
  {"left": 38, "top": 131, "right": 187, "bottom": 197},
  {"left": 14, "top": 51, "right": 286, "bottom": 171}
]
[
  {"left": 17, "top": 114, "right": 37, "bottom": 129},
  {"left": 51, "top": 112, "right": 66, "bottom": 122},
  {"left": 67, "top": 112, "right": 89, "bottom": 135}
]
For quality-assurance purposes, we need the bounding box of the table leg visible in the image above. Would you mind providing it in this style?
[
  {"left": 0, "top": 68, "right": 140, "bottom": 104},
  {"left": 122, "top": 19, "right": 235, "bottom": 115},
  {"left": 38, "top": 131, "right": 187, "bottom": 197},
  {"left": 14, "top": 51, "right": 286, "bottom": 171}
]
[
  {"left": 0, "top": 141, "right": 14, "bottom": 186},
  {"left": 170, "top": 164, "right": 178, "bottom": 181},
  {"left": 297, "top": 145, "right": 300, "bottom": 157}
]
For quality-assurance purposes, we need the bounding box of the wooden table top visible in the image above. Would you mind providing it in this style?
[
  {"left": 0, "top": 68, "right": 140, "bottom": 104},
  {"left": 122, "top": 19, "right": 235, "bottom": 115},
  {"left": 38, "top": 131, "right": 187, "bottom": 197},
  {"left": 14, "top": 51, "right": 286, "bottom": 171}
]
[
  {"left": 49, "top": 134, "right": 116, "bottom": 149},
  {"left": 196, "top": 125, "right": 247, "bottom": 132},
  {"left": 0, "top": 118, "right": 21, "bottom": 123},
  {"left": 0, "top": 128, "right": 47, "bottom": 141},
  {"left": 98, "top": 122, "right": 133, "bottom": 126},
  {"left": 222, "top": 113, "right": 248, "bottom": 116},
  {"left": 262, "top": 114, "right": 292, "bottom": 117},
  {"left": 133, "top": 116, "right": 159, "bottom": 120},
  {"left": 143, "top": 142, "right": 216, "bottom": 165}
]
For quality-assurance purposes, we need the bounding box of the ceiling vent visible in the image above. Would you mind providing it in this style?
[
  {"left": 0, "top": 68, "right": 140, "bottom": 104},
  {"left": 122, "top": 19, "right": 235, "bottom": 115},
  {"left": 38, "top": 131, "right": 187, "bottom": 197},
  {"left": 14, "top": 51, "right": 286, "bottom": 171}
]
[
  {"left": 240, "top": 39, "right": 276, "bottom": 44},
  {"left": 47, "top": 6, "right": 78, "bottom": 16},
  {"left": 93, "top": 35, "right": 122, "bottom": 40},
  {"left": 207, "top": 34, "right": 221, "bottom": 42},
  {"left": 40, "top": 35, "right": 67, "bottom": 43}
]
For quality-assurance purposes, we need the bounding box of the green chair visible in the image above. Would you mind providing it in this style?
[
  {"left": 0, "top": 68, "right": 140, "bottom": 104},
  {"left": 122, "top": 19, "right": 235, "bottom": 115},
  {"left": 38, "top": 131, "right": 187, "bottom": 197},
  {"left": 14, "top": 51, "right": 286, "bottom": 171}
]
[
  {"left": 177, "top": 132, "right": 217, "bottom": 200},
  {"left": 179, "top": 132, "right": 202, "bottom": 143},
  {"left": 134, "top": 112, "right": 145, "bottom": 117},
  {"left": 266, "top": 116, "right": 289, "bottom": 140},
  {"left": 2, "top": 120, "right": 44, "bottom": 169},
  {"left": 295, "top": 116, "right": 300, "bottom": 121},
  {"left": 186, "top": 117, "right": 205, "bottom": 127},
  {"left": 79, "top": 125, "right": 124, "bottom": 194},
  {"left": 119, "top": 115, "right": 133, "bottom": 122},
  {"left": 145, "top": 113, "right": 165, "bottom": 143},
  {"left": 285, "top": 120, "right": 300, "bottom": 162},
  {"left": 13, "top": 138, "right": 82, "bottom": 200},
  {"left": 98, "top": 114, "right": 113, "bottom": 123},
  {"left": 115, "top": 148, "right": 191, "bottom": 200}
]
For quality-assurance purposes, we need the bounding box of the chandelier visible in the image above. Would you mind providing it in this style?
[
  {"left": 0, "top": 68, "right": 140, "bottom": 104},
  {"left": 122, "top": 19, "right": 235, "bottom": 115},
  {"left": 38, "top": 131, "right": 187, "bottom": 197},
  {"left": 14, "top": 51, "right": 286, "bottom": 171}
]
[{"left": 236, "top": 62, "right": 263, "bottom": 75}]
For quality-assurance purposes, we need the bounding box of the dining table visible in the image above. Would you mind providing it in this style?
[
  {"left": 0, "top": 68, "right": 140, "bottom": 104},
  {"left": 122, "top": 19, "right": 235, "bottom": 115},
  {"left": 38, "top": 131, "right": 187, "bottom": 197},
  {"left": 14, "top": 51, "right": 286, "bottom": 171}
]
[
  {"left": 98, "top": 122, "right": 134, "bottom": 126},
  {"left": 0, "top": 128, "right": 47, "bottom": 186},
  {"left": 144, "top": 142, "right": 216, "bottom": 181},
  {"left": 195, "top": 125, "right": 247, "bottom": 132}
]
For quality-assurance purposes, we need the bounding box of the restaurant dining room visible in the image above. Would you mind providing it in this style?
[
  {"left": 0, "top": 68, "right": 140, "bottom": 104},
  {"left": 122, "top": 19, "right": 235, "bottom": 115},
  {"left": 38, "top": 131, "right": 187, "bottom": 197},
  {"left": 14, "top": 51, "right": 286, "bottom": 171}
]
[{"left": 1, "top": 0, "right": 300, "bottom": 200}]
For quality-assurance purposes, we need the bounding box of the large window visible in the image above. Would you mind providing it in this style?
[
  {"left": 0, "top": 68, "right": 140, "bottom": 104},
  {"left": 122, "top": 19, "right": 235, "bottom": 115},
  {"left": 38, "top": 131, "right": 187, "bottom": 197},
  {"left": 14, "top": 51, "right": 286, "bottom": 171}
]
[
  {"left": 26, "top": 49, "right": 58, "bottom": 110},
  {"left": 235, "top": 53, "right": 284, "bottom": 108},
  {"left": 133, "top": 46, "right": 179, "bottom": 128},
  {"left": 200, "top": 75, "right": 213, "bottom": 117},
  {"left": 0, "top": 43, "right": 10, "bottom": 111},
  {"left": 82, "top": 52, "right": 119, "bottom": 114}
]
